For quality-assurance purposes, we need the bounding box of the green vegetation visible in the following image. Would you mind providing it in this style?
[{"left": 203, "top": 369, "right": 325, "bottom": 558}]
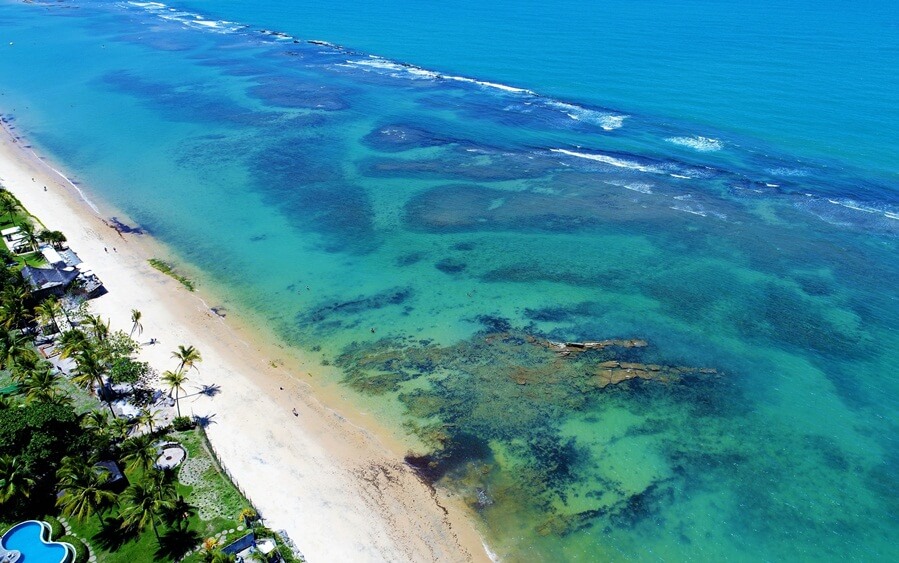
[
  {"left": 58, "top": 535, "right": 90, "bottom": 563},
  {"left": 148, "top": 259, "right": 196, "bottom": 291}
]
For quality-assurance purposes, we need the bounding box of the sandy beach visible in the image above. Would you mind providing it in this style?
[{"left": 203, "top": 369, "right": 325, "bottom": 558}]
[{"left": 0, "top": 121, "right": 491, "bottom": 562}]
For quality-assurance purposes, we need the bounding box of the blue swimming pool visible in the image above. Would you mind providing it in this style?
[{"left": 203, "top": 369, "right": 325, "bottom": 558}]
[{"left": 0, "top": 521, "right": 73, "bottom": 563}]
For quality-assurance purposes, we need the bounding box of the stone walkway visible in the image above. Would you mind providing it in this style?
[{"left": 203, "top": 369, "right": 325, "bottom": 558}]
[{"left": 57, "top": 515, "right": 98, "bottom": 563}]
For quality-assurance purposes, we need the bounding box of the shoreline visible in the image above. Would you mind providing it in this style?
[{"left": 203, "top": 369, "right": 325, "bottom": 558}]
[{"left": 0, "top": 118, "right": 492, "bottom": 562}]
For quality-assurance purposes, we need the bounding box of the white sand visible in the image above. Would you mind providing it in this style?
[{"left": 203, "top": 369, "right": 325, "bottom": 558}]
[{"left": 0, "top": 122, "right": 490, "bottom": 562}]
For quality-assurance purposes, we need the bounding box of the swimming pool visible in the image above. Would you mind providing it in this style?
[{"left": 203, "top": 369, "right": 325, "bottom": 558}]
[{"left": 0, "top": 520, "right": 73, "bottom": 563}]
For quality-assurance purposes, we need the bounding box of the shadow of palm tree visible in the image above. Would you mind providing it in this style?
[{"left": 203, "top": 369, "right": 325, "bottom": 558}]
[
  {"left": 92, "top": 515, "right": 140, "bottom": 552},
  {"left": 192, "top": 413, "right": 216, "bottom": 428},
  {"left": 198, "top": 384, "right": 221, "bottom": 397},
  {"left": 155, "top": 527, "right": 202, "bottom": 561}
]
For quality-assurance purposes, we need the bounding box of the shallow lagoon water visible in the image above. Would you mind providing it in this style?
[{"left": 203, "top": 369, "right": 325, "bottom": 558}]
[{"left": 0, "top": 1, "right": 898, "bottom": 560}]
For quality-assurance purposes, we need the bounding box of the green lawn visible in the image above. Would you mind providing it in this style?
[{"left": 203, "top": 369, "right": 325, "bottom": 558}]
[
  {"left": 14, "top": 250, "right": 47, "bottom": 268},
  {"left": 64, "top": 427, "right": 254, "bottom": 562}
]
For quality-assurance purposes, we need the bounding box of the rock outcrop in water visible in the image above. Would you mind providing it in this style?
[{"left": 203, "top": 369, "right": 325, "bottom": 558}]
[{"left": 537, "top": 336, "right": 715, "bottom": 388}]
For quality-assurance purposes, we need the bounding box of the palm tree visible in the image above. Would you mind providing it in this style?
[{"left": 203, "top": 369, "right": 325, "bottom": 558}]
[
  {"left": 56, "top": 457, "right": 116, "bottom": 521},
  {"left": 120, "top": 434, "right": 158, "bottom": 473},
  {"left": 0, "top": 328, "right": 32, "bottom": 369},
  {"left": 0, "top": 455, "right": 35, "bottom": 506},
  {"left": 130, "top": 309, "right": 143, "bottom": 338},
  {"left": 38, "top": 230, "right": 66, "bottom": 250},
  {"left": 162, "top": 369, "right": 189, "bottom": 417},
  {"left": 82, "top": 410, "right": 110, "bottom": 433},
  {"left": 22, "top": 365, "right": 63, "bottom": 403},
  {"left": 58, "top": 328, "right": 90, "bottom": 359},
  {"left": 0, "top": 190, "right": 20, "bottom": 224},
  {"left": 82, "top": 314, "right": 110, "bottom": 343},
  {"left": 145, "top": 468, "right": 176, "bottom": 500},
  {"left": 35, "top": 296, "right": 63, "bottom": 334},
  {"left": 108, "top": 415, "right": 133, "bottom": 441},
  {"left": 17, "top": 221, "right": 39, "bottom": 253},
  {"left": 72, "top": 347, "right": 115, "bottom": 416},
  {"left": 0, "top": 287, "right": 31, "bottom": 330},
  {"left": 172, "top": 345, "right": 202, "bottom": 373},
  {"left": 138, "top": 407, "right": 162, "bottom": 435},
  {"left": 121, "top": 480, "right": 174, "bottom": 540}
]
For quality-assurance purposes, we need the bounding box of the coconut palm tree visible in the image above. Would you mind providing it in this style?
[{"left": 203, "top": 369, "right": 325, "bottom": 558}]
[
  {"left": 121, "top": 480, "right": 174, "bottom": 540},
  {"left": 82, "top": 409, "right": 110, "bottom": 434},
  {"left": 0, "top": 190, "right": 20, "bottom": 224},
  {"left": 58, "top": 328, "right": 90, "bottom": 359},
  {"left": 38, "top": 230, "right": 67, "bottom": 250},
  {"left": 17, "top": 221, "right": 39, "bottom": 253},
  {"left": 121, "top": 434, "right": 158, "bottom": 473},
  {"left": 0, "top": 455, "right": 35, "bottom": 505},
  {"left": 172, "top": 344, "right": 202, "bottom": 373},
  {"left": 0, "top": 328, "right": 33, "bottom": 369},
  {"left": 145, "top": 467, "right": 176, "bottom": 500},
  {"left": 35, "top": 296, "right": 63, "bottom": 334},
  {"left": 137, "top": 407, "right": 163, "bottom": 435},
  {"left": 130, "top": 309, "right": 143, "bottom": 338},
  {"left": 162, "top": 369, "right": 189, "bottom": 417},
  {"left": 56, "top": 457, "right": 116, "bottom": 521},
  {"left": 72, "top": 347, "right": 115, "bottom": 416},
  {"left": 0, "top": 286, "right": 31, "bottom": 330},
  {"left": 108, "top": 416, "right": 132, "bottom": 441},
  {"left": 22, "top": 365, "right": 63, "bottom": 403},
  {"left": 82, "top": 314, "right": 110, "bottom": 344}
]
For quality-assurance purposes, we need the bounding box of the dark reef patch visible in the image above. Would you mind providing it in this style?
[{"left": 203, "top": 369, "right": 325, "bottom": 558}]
[
  {"left": 435, "top": 258, "right": 466, "bottom": 274},
  {"left": 359, "top": 146, "right": 556, "bottom": 181},
  {"left": 395, "top": 252, "right": 425, "bottom": 266},
  {"left": 99, "top": 70, "right": 271, "bottom": 126},
  {"left": 247, "top": 75, "right": 351, "bottom": 110},
  {"left": 361, "top": 123, "right": 451, "bottom": 152},
  {"left": 299, "top": 287, "right": 413, "bottom": 328},
  {"left": 402, "top": 180, "right": 713, "bottom": 235},
  {"left": 334, "top": 317, "right": 725, "bottom": 531},
  {"left": 249, "top": 141, "right": 379, "bottom": 254}
]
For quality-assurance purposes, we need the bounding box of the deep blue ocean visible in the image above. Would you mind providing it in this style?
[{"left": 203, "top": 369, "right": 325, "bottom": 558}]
[{"left": 1, "top": 0, "right": 898, "bottom": 560}]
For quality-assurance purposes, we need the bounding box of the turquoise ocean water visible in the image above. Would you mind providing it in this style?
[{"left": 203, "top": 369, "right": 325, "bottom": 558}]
[{"left": 1, "top": 0, "right": 898, "bottom": 560}]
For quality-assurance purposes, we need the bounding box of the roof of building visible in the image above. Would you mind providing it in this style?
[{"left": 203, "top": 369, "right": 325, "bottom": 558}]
[
  {"left": 20, "top": 264, "right": 79, "bottom": 292},
  {"left": 94, "top": 460, "right": 126, "bottom": 484},
  {"left": 41, "top": 246, "right": 66, "bottom": 267}
]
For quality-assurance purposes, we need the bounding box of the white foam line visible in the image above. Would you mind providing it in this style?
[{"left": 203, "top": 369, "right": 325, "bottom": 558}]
[
  {"left": 550, "top": 148, "right": 662, "bottom": 173},
  {"left": 666, "top": 135, "right": 723, "bottom": 152},
  {"left": 546, "top": 100, "right": 628, "bottom": 131}
]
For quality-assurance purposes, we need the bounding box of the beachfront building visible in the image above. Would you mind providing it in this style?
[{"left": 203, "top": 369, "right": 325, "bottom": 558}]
[
  {"left": 20, "top": 264, "right": 79, "bottom": 301},
  {"left": 20, "top": 253, "right": 104, "bottom": 301}
]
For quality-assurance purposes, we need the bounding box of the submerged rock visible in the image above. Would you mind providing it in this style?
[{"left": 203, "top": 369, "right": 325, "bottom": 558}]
[{"left": 546, "top": 338, "right": 648, "bottom": 356}]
